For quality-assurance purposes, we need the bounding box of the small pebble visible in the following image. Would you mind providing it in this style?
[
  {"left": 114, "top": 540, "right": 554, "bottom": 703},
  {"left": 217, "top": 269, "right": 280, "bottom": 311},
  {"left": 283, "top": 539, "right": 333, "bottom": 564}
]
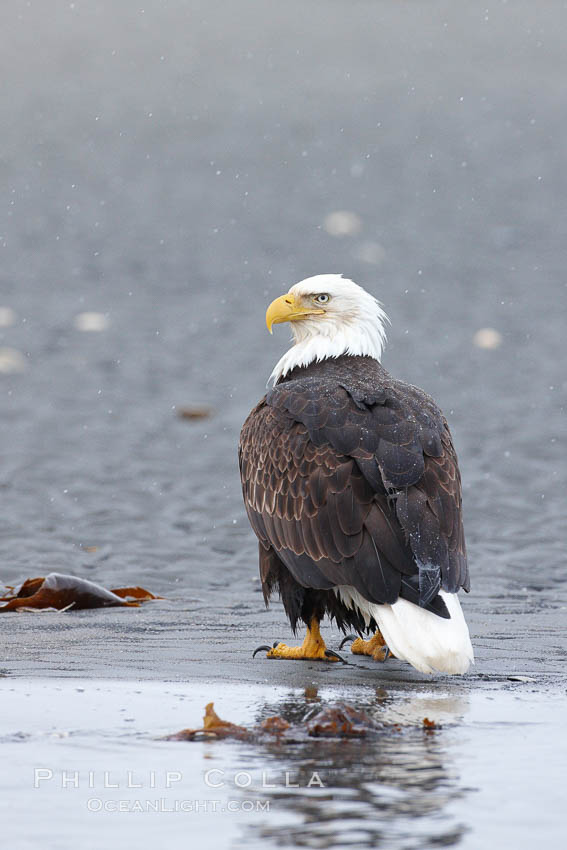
[{"left": 177, "top": 406, "right": 212, "bottom": 421}]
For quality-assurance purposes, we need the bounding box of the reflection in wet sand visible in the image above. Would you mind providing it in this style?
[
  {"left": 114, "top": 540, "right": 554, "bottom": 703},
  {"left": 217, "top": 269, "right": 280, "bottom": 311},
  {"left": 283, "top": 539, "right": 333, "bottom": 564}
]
[{"left": 236, "top": 687, "right": 471, "bottom": 848}]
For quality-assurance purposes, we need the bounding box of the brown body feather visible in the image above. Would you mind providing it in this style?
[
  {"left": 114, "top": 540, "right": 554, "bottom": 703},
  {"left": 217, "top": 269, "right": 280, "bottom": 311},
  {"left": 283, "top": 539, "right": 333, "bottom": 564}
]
[{"left": 239, "top": 356, "right": 468, "bottom": 634}]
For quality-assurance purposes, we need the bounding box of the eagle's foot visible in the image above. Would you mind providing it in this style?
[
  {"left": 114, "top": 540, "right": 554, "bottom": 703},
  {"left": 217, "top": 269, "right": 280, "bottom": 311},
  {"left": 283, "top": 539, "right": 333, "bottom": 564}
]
[
  {"left": 266, "top": 641, "right": 331, "bottom": 661},
  {"left": 254, "top": 619, "right": 341, "bottom": 662},
  {"left": 339, "top": 630, "right": 392, "bottom": 662}
]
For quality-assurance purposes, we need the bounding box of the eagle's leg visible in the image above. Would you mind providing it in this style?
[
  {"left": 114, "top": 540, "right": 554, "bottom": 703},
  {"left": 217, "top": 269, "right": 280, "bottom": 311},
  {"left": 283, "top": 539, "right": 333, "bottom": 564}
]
[
  {"left": 263, "top": 618, "right": 338, "bottom": 661},
  {"left": 340, "top": 629, "right": 392, "bottom": 661}
]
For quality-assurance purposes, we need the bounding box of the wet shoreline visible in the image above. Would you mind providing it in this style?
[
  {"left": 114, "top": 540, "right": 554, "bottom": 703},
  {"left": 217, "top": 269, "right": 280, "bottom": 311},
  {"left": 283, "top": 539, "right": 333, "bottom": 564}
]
[{"left": 1, "top": 678, "right": 565, "bottom": 849}]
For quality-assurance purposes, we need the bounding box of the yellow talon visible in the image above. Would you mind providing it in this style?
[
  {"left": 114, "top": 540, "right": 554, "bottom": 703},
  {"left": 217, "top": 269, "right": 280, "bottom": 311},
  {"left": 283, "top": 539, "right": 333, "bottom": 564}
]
[
  {"left": 266, "top": 619, "right": 337, "bottom": 661},
  {"left": 350, "top": 630, "right": 391, "bottom": 661}
]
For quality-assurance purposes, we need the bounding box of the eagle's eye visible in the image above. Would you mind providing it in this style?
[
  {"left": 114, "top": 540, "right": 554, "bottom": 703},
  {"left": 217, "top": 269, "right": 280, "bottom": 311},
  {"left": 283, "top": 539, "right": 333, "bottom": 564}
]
[{"left": 314, "top": 293, "right": 330, "bottom": 304}]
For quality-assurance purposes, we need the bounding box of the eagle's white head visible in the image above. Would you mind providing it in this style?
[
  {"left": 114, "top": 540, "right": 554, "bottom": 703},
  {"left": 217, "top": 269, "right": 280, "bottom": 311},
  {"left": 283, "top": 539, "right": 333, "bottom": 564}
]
[{"left": 266, "top": 274, "right": 389, "bottom": 384}]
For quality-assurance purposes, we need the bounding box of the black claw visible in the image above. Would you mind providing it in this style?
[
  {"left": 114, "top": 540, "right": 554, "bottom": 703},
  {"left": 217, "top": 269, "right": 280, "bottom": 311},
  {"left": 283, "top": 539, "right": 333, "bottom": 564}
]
[
  {"left": 324, "top": 649, "right": 348, "bottom": 664},
  {"left": 272, "top": 641, "right": 280, "bottom": 648},
  {"left": 339, "top": 634, "right": 358, "bottom": 650},
  {"left": 382, "top": 647, "right": 391, "bottom": 661},
  {"left": 252, "top": 645, "right": 272, "bottom": 658}
]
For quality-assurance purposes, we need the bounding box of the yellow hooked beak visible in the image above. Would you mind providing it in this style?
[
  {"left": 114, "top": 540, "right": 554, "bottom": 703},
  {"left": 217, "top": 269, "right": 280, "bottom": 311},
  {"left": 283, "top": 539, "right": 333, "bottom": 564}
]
[{"left": 265, "top": 293, "right": 325, "bottom": 334}]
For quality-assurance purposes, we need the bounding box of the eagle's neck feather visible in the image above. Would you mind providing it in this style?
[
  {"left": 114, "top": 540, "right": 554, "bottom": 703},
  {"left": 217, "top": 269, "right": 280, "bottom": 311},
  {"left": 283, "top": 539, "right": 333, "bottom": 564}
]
[{"left": 269, "top": 314, "right": 387, "bottom": 386}]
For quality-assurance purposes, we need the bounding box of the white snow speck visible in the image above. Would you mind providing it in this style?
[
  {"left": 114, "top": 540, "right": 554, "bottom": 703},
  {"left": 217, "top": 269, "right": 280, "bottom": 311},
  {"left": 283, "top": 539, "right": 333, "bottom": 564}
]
[
  {"left": 0, "top": 307, "right": 16, "bottom": 327},
  {"left": 473, "top": 328, "right": 502, "bottom": 349},
  {"left": 0, "top": 347, "right": 26, "bottom": 374},
  {"left": 74, "top": 312, "right": 109, "bottom": 332},
  {"left": 352, "top": 241, "right": 385, "bottom": 266},
  {"left": 324, "top": 210, "right": 362, "bottom": 237}
]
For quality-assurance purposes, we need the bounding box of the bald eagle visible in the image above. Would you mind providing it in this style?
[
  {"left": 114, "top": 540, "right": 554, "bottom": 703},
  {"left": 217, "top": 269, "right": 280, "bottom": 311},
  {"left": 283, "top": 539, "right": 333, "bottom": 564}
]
[{"left": 239, "top": 275, "right": 473, "bottom": 674}]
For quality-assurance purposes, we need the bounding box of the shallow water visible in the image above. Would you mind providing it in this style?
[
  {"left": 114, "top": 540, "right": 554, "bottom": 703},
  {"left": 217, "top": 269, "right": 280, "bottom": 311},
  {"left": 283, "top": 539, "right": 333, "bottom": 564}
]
[{"left": 1, "top": 679, "right": 565, "bottom": 850}]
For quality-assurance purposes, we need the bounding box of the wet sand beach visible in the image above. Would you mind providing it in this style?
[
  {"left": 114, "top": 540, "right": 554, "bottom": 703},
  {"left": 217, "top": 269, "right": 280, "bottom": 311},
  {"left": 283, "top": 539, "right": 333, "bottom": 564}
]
[{"left": 1, "top": 2, "right": 566, "bottom": 847}]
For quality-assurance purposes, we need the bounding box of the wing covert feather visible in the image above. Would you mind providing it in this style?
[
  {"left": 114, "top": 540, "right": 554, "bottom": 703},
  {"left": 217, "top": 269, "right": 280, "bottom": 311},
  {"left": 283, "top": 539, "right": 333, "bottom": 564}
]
[{"left": 239, "top": 361, "right": 469, "bottom": 609}]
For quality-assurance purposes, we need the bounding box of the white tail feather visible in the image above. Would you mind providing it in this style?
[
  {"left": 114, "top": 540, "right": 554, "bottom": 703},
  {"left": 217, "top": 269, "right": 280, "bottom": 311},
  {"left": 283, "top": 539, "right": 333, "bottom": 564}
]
[{"left": 334, "top": 586, "right": 474, "bottom": 675}]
